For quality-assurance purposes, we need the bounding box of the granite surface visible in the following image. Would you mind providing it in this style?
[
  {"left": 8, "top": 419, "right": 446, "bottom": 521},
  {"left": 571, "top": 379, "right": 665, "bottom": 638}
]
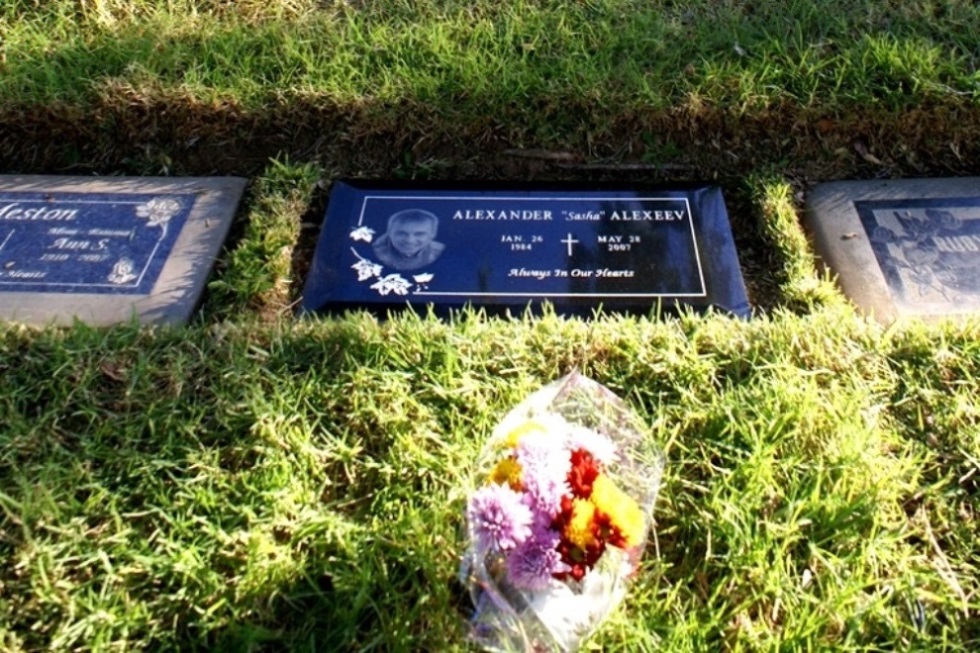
[
  {"left": 0, "top": 175, "right": 246, "bottom": 326},
  {"left": 301, "top": 180, "right": 750, "bottom": 318},
  {"left": 806, "top": 177, "right": 980, "bottom": 323}
]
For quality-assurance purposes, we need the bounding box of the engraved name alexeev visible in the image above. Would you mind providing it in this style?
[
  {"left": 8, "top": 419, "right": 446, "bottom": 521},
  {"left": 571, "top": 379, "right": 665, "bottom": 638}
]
[{"left": 564, "top": 209, "right": 688, "bottom": 221}]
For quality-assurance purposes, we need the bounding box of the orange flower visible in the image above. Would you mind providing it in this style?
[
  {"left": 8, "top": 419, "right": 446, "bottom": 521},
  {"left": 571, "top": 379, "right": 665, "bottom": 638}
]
[
  {"left": 590, "top": 474, "right": 646, "bottom": 549},
  {"left": 489, "top": 458, "right": 523, "bottom": 491},
  {"left": 564, "top": 498, "right": 599, "bottom": 550}
]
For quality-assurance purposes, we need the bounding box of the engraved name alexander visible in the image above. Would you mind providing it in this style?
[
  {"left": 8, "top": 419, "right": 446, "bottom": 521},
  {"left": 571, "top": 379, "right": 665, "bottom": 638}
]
[
  {"left": 301, "top": 182, "right": 751, "bottom": 318},
  {"left": 344, "top": 195, "right": 704, "bottom": 299}
]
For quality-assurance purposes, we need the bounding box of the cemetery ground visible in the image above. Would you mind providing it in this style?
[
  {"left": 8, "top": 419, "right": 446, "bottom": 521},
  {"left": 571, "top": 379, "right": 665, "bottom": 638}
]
[{"left": 0, "top": 1, "right": 979, "bottom": 651}]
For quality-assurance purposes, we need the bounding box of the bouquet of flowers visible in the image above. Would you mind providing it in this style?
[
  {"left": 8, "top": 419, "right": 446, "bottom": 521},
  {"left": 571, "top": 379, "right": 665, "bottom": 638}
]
[{"left": 461, "top": 372, "right": 664, "bottom": 652}]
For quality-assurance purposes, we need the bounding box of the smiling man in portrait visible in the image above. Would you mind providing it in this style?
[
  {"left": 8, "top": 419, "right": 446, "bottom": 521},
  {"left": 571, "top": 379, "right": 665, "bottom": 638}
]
[{"left": 372, "top": 208, "right": 445, "bottom": 271}]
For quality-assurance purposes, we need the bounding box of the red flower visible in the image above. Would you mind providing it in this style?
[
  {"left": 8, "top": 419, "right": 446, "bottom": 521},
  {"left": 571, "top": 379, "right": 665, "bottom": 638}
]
[
  {"left": 548, "top": 450, "right": 622, "bottom": 583},
  {"left": 567, "top": 449, "right": 600, "bottom": 498}
]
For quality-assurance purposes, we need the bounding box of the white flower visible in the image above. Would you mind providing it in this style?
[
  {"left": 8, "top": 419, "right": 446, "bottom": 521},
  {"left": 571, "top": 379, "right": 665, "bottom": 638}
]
[
  {"left": 370, "top": 274, "right": 411, "bottom": 296},
  {"left": 352, "top": 259, "right": 382, "bottom": 281},
  {"left": 107, "top": 258, "right": 137, "bottom": 285},
  {"left": 564, "top": 425, "right": 619, "bottom": 465},
  {"left": 413, "top": 273, "right": 434, "bottom": 284},
  {"left": 350, "top": 226, "right": 376, "bottom": 242},
  {"left": 136, "top": 197, "right": 182, "bottom": 228}
]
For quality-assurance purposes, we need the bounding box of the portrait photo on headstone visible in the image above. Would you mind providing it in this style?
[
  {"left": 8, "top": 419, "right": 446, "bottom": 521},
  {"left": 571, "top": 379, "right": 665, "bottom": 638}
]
[{"left": 301, "top": 180, "right": 750, "bottom": 318}]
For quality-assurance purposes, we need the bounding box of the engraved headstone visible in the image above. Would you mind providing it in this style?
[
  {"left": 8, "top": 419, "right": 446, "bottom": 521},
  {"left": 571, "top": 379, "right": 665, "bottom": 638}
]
[
  {"left": 0, "top": 175, "right": 246, "bottom": 326},
  {"left": 806, "top": 178, "right": 980, "bottom": 323},
  {"left": 301, "top": 181, "right": 750, "bottom": 318}
]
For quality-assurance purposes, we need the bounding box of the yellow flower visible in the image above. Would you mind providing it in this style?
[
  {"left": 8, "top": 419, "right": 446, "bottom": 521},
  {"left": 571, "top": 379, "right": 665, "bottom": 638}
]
[
  {"left": 502, "top": 421, "right": 547, "bottom": 449},
  {"left": 590, "top": 475, "right": 646, "bottom": 549},
  {"left": 564, "top": 498, "right": 598, "bottom": 550},
  {"left": 489, "top": 458, "right": 523, "bottom": 490}
]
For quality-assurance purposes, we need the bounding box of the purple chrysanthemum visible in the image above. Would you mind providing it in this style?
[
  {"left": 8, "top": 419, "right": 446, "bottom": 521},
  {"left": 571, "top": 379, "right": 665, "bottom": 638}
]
[
  {"left": 506, "top": 529, "right": 569, "bottom": 590},
  {"left": 468, "top": 484, "right": 533, "bottom": 553},
  {"left": 522, "top": 473, "right": 568, "bottom": 518},
  {"left": 514, "top": 432, "right": 565, "bottom": 469},
  {"left": 514, "top": 435, "right": 570, "bottom": 517}
]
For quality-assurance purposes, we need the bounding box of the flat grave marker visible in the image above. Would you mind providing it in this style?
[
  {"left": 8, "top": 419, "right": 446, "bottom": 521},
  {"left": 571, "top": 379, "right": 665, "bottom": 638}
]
[
  {"left": 0, "top": 175, "right": 246, "bottom": 327},
  {"left": 301, "top": 180, "right": 750, "bottom": 318},
  {"left": 806, "top": 178, "right": 980, "bottom": 323}
]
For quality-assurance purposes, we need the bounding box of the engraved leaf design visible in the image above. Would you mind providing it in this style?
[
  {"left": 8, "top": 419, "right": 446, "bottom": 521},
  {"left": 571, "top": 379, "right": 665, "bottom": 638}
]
[
  {"left": 370, "top": 274, "right": 411, "bottom": 296},
  {"left": 910, "top": 270, "right": 933, "bottom": 285},
  {"left": 894, "top": 212, "right": 937, "bottom": 241},
  {"left": 902, "top": 242, "right": 939, "bottom": 266},
  {"left": 350, "top": 226, "right": 376, "bottom": 242},
  {"left": 352, "top": 259, "right": 382, "bottom": 281},
  {"left": 937, "top": 269, "right": 958, "bottom": 284}
]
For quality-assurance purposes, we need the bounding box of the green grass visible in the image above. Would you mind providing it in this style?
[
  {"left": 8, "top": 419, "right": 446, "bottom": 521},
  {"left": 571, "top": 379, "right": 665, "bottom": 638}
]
[
  {"left": 0, "top": 161, "right": 977, "bottom": 650},
  {"left": 3, "top": 2, "right": 980, "bottom": 182},
  {"left": 2, "top": 0, "right": 980, "bottom": 108},
  {"left": 0, "top": 2, "right": 978, "bottom": 650},
  {"left": 206, "top": 158, "right": 319, "bottom": 318},
  {"left": 0, "top": 303, "right": 978, "bottom": 650},
  {"left": 3, "top": 1, "right": 978, "bottom": 109},
  {"left": 2, "top": 0, "right": 980, "bottom": 176}
]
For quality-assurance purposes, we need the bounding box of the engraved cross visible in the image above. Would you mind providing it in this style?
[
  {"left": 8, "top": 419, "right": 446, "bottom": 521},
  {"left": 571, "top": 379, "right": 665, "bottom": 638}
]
[{"left": 561, "top": 233, "right": 579, "bottom": 257}]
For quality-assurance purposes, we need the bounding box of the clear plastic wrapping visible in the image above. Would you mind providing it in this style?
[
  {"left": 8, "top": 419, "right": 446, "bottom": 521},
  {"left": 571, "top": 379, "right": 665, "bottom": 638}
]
[{"left": 461, "top": 372, "right": 665, "bottom": 652}]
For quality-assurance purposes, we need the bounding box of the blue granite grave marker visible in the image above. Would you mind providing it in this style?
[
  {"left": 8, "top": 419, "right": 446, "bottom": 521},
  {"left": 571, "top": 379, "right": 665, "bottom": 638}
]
[
  {"left": 805, "top": 177, "right": 980, "bottom": 323},
  {"left": 0, "top": 175, "right": 246, "bottom": 326},
  {"left": 856, "top": 197, "right": 980, "bottom": 302},
  {"left": 301, "top": 181, "right": 750, "bottom": 318},
  {"left": 0, "top": 191, "right": 191, "bottom": 294}
]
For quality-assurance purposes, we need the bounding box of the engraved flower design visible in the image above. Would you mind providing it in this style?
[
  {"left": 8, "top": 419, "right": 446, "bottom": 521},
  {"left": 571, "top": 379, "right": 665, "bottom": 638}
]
[
  {"left": 413, "top": 273, "right": 434, "bottom": 283},
  {"left": 370, "top": 274, "right": 412, "bottom": 296},
  {"left": 925, "top": 209, "right": 962, "bottom": 231},
  {"left": 353, "top": 258, "right": 383, "bottom": 281},
  {"left": 350, "top": 226, "right": 376, "bottom": 242},
  {"left": 136, "top": 197, "right": 182, "bottom": 231},
  {"left": 107, "top": 258, "right": 137, "bottom": 285},
  {"left": 870, "top": 227, "right": 897, "bottom": 244}
]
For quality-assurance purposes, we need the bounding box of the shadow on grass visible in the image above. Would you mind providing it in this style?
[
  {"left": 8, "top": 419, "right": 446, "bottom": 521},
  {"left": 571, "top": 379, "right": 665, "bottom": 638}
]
[{"left": 3, "top": 13, "right": 980, "bottom": 321}]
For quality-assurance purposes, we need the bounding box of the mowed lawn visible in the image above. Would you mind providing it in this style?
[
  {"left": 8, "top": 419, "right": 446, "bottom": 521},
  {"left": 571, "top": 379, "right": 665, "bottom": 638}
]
[{"left": 0, "top": 1, "right": 978, "bottom": 651}]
